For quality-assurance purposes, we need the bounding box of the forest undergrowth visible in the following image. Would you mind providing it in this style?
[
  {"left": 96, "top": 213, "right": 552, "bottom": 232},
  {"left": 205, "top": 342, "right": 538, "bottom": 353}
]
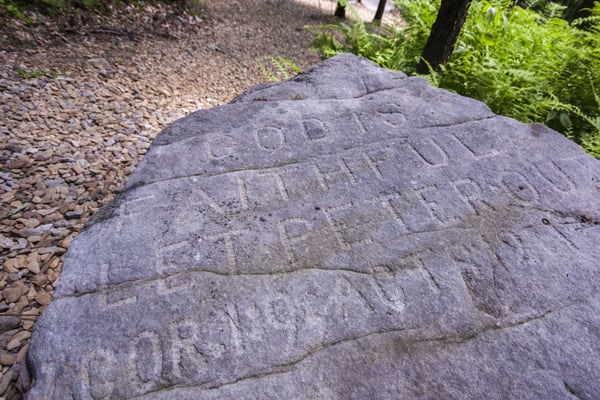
[{"left": 309, "top": 0, "right": 600, "bottom": 158}]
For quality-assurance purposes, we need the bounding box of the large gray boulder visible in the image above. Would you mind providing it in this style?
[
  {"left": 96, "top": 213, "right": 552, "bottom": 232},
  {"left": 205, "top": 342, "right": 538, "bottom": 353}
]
[{"left": 27, "top": 54, "right": 600, "bottom": 399}]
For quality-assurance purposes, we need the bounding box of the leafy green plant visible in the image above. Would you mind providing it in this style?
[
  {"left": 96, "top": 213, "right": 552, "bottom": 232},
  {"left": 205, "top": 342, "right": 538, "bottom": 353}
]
[
  {"left": 0, "top": 0, "right": 28, "bottom": 20},
  {"left": 435, "top": 0, "right": 599, "bottom": 153},
  {"left": 306, "top": 6, "right": 414, "bottom": 71},
  {"left": 16, "top": 69, "right": 44, "bottom": 79},
  {"left": 16, "top": 66, "right": 73, "bottom": 79},
  {"left": 308, "top": 0, "right": 600, "bottom": 158},
  {"left": 257, "top": 55, "right": 301, "bottom": 82}
]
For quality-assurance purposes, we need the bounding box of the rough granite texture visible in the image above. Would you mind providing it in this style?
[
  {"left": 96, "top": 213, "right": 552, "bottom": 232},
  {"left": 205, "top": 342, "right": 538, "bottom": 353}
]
[{"left": 26, "top": 54, "right": 600, "bottom": 399}]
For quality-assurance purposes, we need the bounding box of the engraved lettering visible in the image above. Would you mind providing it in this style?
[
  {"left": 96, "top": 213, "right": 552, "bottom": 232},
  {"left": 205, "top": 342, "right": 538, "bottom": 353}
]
[
  {"left": 156, "top": 273, "right": 194, "bottom": 295},
  {"left": 202, "top": 229, "right": 249, "bottom": 273},
  {"left": 168, "top": 319, "right": 206, "bottom": 380},
  {"left": 174, "top": 186, "right": 225, "bottom": 228},
  {"left": 448, "top": 238, "right": 516, "bottom": 318},
  {"left": 313, "top": 158, "right": 356, "bottom": 189},
  {"left": 99, "top": 264, "right": 137, "bottom": 308},
  {"left": 451, "top": 132, "right": 499, "bottom": 160},
  {"left": 265, "top": 295, "right": 298, "bottom": 346},
  {"left": 276, "top": 163, "right": 328, "bottom": 198},
  {"left": 450, "top": 178, "right": 497, "bottom": 214},
  {"left": 502, "top": 171, "right": 540, "bottom": 203},
  {"left": 377, "top": 103, "right": 408, "bottom": 127},
  {"left": 352, "top": 112, "right": 368, "bottom": 135},
  {"left": 532, "top": 161, "right": 577, "bottom": 193},
  {"left": 224, "top": 304, "right": 246, "bottom": 354},
  {"left": 371, "top": 267, "right": 407, "bottom": 312},
  {"left": 257, "top": 172, "right": 289, "bottom": 201},
  {"left": 370, "top": 193, "right": 409, "bottom": 234},
  {"left": 410, "top": 138, "right": 449, "bottom": 167},
  {"left": 383, "top": 190, "right": 440, "bottom": 233},
  {"left": 237, "top": 177, "right": 250, "bottom": 210},
  {"left": 116, "top": 194, "right": 156, "bottom": 235},
  {"left": 191, "top": 187, "right": 225, "bottom": 216},
  {"left": 157, "top": 241, "right": 191, "bottom": 274},
  {"left": 545, "top": 223, "right": 579, "bottom": 250},
  {"left": 451, "top": 131, "right": 499, "bottom": 160},
  {"left": 129, "top": 331, "right": 162, "bottom": 389},
  {"left": 495, "top": 233, "right": 524, "bottom": 268},
  {"left": 362, "top": 148, "right": 389, "bottom": 180},
  {"left": 86, "top": 349, "right": 116, "bottom": 399},
  {"left": 207, "top": 135, "right": 236, "bottom": 159},
  {"left": 414, "top": 185, "right": 445, "bottom": 225},
  {"left": 405, "top": 251, "right": 442, "bottom": 292},
  {"left": 197, "top": 312, "right": 229, "bottom": 360},
  {"left": 254, "top": 127, "right": 284, "bottom": 150},
  {"left": 302, "top": 119, "right": 328, "bottom": 140},
  {"left": 323, "top": 203, "right": 371, "bottom": 250},
  {"left": 341, "top": 275, "right": 376, "bottom": 312},
  {"left": 312, "top": 163, "right": 328, "bottom": 190},
  {"left": 295, "top": 294, "right": 327, "bottom": 348},
  {"left": 278, "top": 218, "right": 313, "bottom": 264}
]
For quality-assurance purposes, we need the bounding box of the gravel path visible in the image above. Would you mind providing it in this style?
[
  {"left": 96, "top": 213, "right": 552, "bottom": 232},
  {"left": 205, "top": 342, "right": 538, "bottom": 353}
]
[{"left": 0, "top": 1, "right": 402, "bottom": 397}]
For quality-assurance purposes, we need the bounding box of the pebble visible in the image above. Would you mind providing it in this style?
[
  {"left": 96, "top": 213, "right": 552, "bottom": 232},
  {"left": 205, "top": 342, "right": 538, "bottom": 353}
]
[
  {"left": 0, "top": 237, "right": 14, "bottom": 250},
  {"left": 0, "top": 352, "right": 15, "bottom": 367},
  {"left": 0, "top": 370, "right": 15, "bottom": 395},
  {"left": 1, "top": 284, "right": 28, "bottom": 304},
  {"left": 26, "top": 262, "right": 40, "bottom": 274},
  {"left": 0, "top": 329, "right": 20, "bottom": 349},
  {"left": 34, "top": 292, "right": 51, "bottom": 306},
  {"left": 0, "top": 317, "right": 20, "bottom": 334},
  {"left": 64, "top": 211, "right": 83, "bottom": 220},
  {"left": 6, "top": 331, "right": 31, "bottom": 351}
]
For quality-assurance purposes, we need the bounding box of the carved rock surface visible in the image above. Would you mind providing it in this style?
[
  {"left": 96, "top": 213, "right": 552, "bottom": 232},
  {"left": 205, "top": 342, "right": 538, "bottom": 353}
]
[{"left": 27, "top": 54, "right": 600, "bottom": 399}]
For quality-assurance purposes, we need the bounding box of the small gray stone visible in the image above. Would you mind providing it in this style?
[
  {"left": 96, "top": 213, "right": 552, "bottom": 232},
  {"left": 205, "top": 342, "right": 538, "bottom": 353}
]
[
  {"left": 0, "top": 316, "right": 20, "bottom": 334},
  {"left": 0, "top": 370, "right": 15, "bottom": 396},
  {"left": 0, "top": 352, "right": 15, "bottom": 366},
  {"left": 64, "top": 211, "right": 83, "bottom": 220},
  {"left": 43, "top": 177, "right": 65, "bottom": 188},
  {"left": 0, "top": 235, "right": 15, "bottom": 249},
  {"left": 27, "top": 55, "right": 600, "bottom": 399}
]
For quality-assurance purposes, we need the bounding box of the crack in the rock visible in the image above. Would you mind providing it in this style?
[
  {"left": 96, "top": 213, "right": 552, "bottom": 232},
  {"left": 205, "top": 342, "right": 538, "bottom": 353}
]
[
  {"left": 133, "top": 305, "right": 568, "bottom": 397},
  {"left": 513, "top": 204, "right": 600, "bottom": 228},
  {"left": 54, "top": 226, "right": 472, "bottom": 301},
  {"left": 124, "top": 112, "right": 500, "bottom": 192},
  {"left": 416, "top": 114, "right": 497, "bottom": 129},
  {"left": 53, "top": 266, "right": 371, "bottom": 300},
  {"left": 417, "top": 307, "right": 562, "bottom": 346},
  {"left": 132, "top": 326, "right": 417, "bottom": 398},
  {"left": 563, "top": 380, "right": 585, "bottom": 400},
  {"left": 123, "top": 131, "right": 416, "bottom": 193}
]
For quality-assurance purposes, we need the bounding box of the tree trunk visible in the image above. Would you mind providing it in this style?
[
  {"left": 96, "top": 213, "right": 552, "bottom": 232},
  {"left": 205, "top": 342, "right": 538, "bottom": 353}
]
[
  {"left": 335, "top": 1, "right": 346, "bottom": 18},
  {"left": 373, "top": 0, "right": 387, "bottom": 23},
  {"left": 416, "top": 0, "right": 472, "bottom": 74}
]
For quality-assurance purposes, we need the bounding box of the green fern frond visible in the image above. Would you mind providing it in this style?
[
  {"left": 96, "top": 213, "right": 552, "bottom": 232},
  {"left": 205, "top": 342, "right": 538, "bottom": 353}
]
[{"left": 256, "top": 56, "right": 301, "bottom": 82}]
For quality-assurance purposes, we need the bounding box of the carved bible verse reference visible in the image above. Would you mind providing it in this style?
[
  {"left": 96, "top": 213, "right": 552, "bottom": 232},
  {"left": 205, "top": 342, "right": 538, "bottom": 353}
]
[{"left": 27, "top": 55, "right": 600, "bottom": 400}]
